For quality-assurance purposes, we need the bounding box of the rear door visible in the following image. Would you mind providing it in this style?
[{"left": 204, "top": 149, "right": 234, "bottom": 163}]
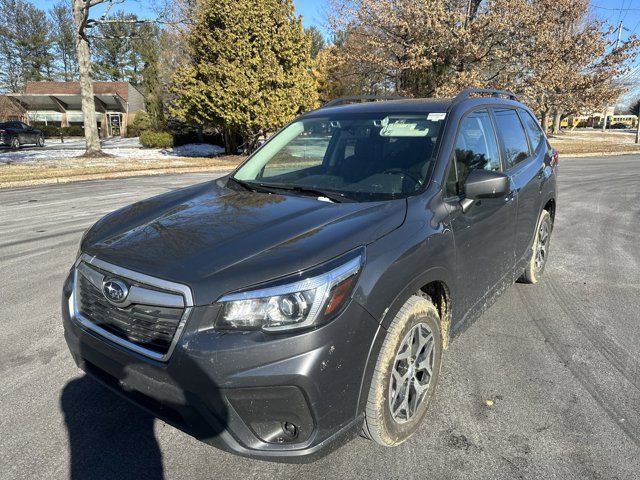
[
  {"left": 8, "top": 122, "right": 28, "bottom": 143},
  {"left": 491, "top": 108, "right": 546, "bottom": 268},
  {"left": 445, "top": 108, "right": 517, "bottom": 317},
  {"left": 23, "top": 122, "right": 38, "bottom": 143}
]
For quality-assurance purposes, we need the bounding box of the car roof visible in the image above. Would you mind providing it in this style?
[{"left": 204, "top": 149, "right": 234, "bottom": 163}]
[
  {"left": 303, "top": 95, "right": 525, "bottom": 118},
  {"left": 304, "top": 98, "right": 453, "bottom": 117}
]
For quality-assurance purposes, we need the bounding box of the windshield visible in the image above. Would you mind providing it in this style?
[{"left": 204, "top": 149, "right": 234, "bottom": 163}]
[{"left": 232, "top": 112, "right": 445, "bottom": 202}]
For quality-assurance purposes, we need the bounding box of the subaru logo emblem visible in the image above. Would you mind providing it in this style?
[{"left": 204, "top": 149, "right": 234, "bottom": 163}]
[{"left": 102, "top": 279, "right": 129, "bottom": 304}]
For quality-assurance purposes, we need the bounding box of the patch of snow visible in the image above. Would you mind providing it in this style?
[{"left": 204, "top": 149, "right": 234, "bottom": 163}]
[
  {"left": 0, "top": 137, "right": 225, "bottom": 165},
  {"left": 166, "top": 143, "right": 224, "bottom": 157}
]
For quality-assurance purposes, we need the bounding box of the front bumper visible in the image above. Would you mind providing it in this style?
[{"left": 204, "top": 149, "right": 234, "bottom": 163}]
[{"left": 62, "top": 270, "right": 382, "bottom": 462}]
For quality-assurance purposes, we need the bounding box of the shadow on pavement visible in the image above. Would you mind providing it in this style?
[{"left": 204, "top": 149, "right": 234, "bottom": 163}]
[
  {"left": 60, "top": 331, "right": 230, "bottom": 480},
  {"left": 60, "top": 376, "right": 164, "bottom": 480}
]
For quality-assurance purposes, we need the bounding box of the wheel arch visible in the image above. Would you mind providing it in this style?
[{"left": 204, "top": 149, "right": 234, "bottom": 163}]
[{"left": 356, "top": 267, "right": 454, "bottom": 415}]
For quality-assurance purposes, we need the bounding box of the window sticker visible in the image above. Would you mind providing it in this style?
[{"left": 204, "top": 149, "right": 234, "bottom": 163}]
[
  {"left": 380, "top": 116, "right": 430, "bottom": 137},
  {"left": 427, "top": 112, "right": 446, "bottom": 121}
]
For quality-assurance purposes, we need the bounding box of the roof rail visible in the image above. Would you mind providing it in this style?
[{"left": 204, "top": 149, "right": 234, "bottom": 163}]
[
  {"left": 453, "top": 88, "right": 519, "bottom": 104},
  {"left": 321, "top": 95, "right": 406, "bottom": 108}
]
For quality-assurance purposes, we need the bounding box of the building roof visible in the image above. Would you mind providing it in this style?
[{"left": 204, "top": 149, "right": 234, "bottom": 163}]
[
  {"left": 25, "top": 81, "right": 133, "bottom": 101},
  {"left": 4, "top": 81, "right": 145, "bottom": 114}
]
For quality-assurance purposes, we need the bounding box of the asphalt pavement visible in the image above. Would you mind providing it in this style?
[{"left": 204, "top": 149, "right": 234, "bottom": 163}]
[{"left": 1, "top": 156, "right": 639, "bottom": 479}]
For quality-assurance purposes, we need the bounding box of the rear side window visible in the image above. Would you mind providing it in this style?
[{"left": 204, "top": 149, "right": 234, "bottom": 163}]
[
  {"left": 446, "top": 109, "right": 501, "bottom": 196},
  {"left": 493, "top": 108, "right": 530, "bottom": 168},
  {"left": 519, "top": 109, "right": 544, "bottom": 152}
]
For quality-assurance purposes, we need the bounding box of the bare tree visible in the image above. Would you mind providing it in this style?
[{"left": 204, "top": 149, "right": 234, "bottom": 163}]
[
  {"left": 72, "top": 0, "right": 105, "bottom": 156},
  {"left": 72, "top": 0, "right": 171, "bottom": 156}
]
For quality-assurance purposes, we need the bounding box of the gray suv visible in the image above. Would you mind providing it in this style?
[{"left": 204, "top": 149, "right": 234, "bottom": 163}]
[{"left": 62, "top": 89, "right": 557, "bottom": 462}]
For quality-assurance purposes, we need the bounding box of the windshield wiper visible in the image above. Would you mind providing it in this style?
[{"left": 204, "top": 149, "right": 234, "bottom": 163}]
[
  {"left": 227, "top": 176, "right": 268, "bottom": 193},
  {"left": 256, "top": 183, "right": 353, "bottom": 203}
]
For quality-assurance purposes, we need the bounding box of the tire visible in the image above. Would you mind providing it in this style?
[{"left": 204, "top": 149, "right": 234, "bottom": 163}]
[
  {"left": 10, "top": 136, "right": 19, "bottom": 150},
  {"left": 519, "top": 209, "right": 552, "bottom": 284},
  {"left": 36, "top": 136, "right": 44, "bottom": 147},
  {"left": 363, "top": 295, "right": 442, "bottom": 446}
]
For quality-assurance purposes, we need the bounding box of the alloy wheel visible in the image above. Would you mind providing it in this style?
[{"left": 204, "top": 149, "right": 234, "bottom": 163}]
[
  {"left": 388, "top": 322, "right": 435, "bottom": 424},
  {"left": 534, "top": 220, "right": 549, "bottom": 272}
]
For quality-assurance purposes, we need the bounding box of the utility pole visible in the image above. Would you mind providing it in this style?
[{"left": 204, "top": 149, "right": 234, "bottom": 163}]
[{"left": 603, "top": 22, "right": 624, "bottom": 132}]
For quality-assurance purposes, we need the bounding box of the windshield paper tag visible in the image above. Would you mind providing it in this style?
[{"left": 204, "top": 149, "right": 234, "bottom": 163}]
[{"left": 427, "top": 113, "right": 446, "bottom": 121}]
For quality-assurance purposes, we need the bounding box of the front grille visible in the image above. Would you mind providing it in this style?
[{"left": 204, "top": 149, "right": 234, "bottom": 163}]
[{"left": 75, "top": 265, "right": 186, "bottom": 356}]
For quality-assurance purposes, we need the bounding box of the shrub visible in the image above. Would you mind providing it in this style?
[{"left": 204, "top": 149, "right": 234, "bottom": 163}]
[
  {"left": 132, "top": 111, "right": 151, "bottom": 129},
  {"left": 126, "top": 125, "right": 142, "bottom": 138},
  {"left": 60, "top": 125, "right": 84, "bottom": 137},
  {"left": 37, "top": 125, "right": 61, "bottom": 138},
  {"left": 140, "top": 130, "right": 173, "bottom": 149},
  {"left": 166, "top": 118, "right": 224, "bottom": 146}
]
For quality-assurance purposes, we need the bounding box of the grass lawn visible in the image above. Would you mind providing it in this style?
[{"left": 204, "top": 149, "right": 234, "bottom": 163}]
[
  {"left": 0, "top": 154, "right": 245, "bottom": 189},
  {"left": 550, "top": 130, "right": 640, "bottom": 155}
]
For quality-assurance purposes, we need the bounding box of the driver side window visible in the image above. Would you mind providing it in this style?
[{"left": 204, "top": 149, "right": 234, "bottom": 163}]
[{"left": 446, "top": 109, "right": 501, "bottom": 196}]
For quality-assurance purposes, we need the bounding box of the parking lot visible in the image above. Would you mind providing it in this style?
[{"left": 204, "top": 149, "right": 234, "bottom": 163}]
[{"left": 1, "top": 155, "right": 639, "bottom": 479}]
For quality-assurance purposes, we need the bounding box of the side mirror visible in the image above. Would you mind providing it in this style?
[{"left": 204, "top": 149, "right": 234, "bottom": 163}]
[{"left": 460, "top": 169, "right": 510, "bottom": 213}]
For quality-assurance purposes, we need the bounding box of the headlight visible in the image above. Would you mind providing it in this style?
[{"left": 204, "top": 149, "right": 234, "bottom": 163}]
[{"left": 216, "top": 251, "right": 363, "bottom": 332}]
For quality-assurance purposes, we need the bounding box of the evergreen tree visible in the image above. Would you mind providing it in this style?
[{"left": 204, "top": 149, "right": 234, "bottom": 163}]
[
  {"left": 0, "top": 0, "right": 53, "bottom": 91},
  {"left": 50, "top": 1, "right": 77, "bottom": 81},
  {"left": 92, "top": 12, "right": 142, "bottom": 84},
  {"left": 137, "top": 25, "right": 165, "bottom": 130},
  {"left": 305, "top": 26, "right": 326, "bottom": 59},
  {"left": 170, "top": 0, "right": 318, "bottom": 153}
]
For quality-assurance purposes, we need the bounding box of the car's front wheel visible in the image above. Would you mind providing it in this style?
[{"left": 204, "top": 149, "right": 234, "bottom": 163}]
[
  {"left": 363, "top": 295, "right": 442, "bottom": 446},
  {"left": 36, "top": 135, "right": 44, "bottom": 147},
  {"left": 519, "top": 209, "right": 552, "bottom": 284}
]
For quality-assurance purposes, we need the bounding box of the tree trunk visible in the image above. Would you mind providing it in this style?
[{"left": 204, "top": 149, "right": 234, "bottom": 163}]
[
  {"left": 72, "top": 0, "right": 102, "bottom": 156},
  {"left": 552, "top": 111, "right": 562, "bottom": 134},
  {"left": 223, "top": 128, "right": 239, "bottom": 155},
  {"left": 541, "top": 111, "right": 549, "bottom": 133}
]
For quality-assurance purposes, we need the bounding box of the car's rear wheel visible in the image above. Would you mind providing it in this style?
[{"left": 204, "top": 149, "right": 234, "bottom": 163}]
[
  {"left": 36, "top": 135, "right": 44, "bottom": 147},
  {"left": 519, "top": 209, "right": 552, "bottom": 284},
  {"left": 10, "top": 136, "right": 19, "bottom": 150},
  {"left": 363, "top": 295, "right": 442, "bottom": 446}
]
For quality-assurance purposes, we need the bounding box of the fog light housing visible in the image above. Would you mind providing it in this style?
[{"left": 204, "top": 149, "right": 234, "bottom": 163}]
[{"left": 225, "top": 386, "right": 314, "bottom": 444}]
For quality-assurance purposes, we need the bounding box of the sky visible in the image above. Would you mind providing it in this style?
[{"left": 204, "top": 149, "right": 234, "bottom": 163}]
[
  {"left": 32, "top": 0, "right": 329, "bottom": 31},
  {"left": 30, "top": 0, "right": 640, "bottom": 41}
]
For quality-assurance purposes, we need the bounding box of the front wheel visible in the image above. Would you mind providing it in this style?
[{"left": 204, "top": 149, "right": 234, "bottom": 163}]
[
  {"left": 519, "top": 209, "right": 552, "bottom": 284},
  {"left": 363, "top": 295, "right": 442, "bottom": 446},
  {"left": 36, "top": 136, "right": 44, "bottom": 147}
]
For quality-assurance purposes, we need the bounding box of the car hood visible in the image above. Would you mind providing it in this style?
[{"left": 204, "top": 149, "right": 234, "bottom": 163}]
[{"left": 82, "top": 178, "right": 406, "bottom": 305}]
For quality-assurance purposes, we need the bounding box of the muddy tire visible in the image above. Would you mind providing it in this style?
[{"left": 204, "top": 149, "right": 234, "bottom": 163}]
[
  {"left": 519, "top": 209, "right": 552, "bottom": 284},
  {"left": 363, "top": 295, "right": 442, "bottom": 446}
]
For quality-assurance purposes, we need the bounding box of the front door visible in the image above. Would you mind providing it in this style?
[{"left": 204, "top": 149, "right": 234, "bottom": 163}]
[
  {"left": 444, "top": 108, "right": 517, "bottom": 320},
  {"left": 492, "top": 108, "right": 546, "bottom": 267}
]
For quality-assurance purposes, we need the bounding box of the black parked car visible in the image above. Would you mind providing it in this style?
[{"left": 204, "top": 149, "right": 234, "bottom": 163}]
[
  {"left": 0, "top": 121, "right": 44, "bottom": 149},
  {"left": 62, "top": 89, "right": 557, "bottom": 462}
]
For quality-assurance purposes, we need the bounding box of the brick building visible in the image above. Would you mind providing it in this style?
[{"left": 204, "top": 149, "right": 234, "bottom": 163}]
[{"left": 1, "top": 81, "right": 145, "bottom": 137}]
